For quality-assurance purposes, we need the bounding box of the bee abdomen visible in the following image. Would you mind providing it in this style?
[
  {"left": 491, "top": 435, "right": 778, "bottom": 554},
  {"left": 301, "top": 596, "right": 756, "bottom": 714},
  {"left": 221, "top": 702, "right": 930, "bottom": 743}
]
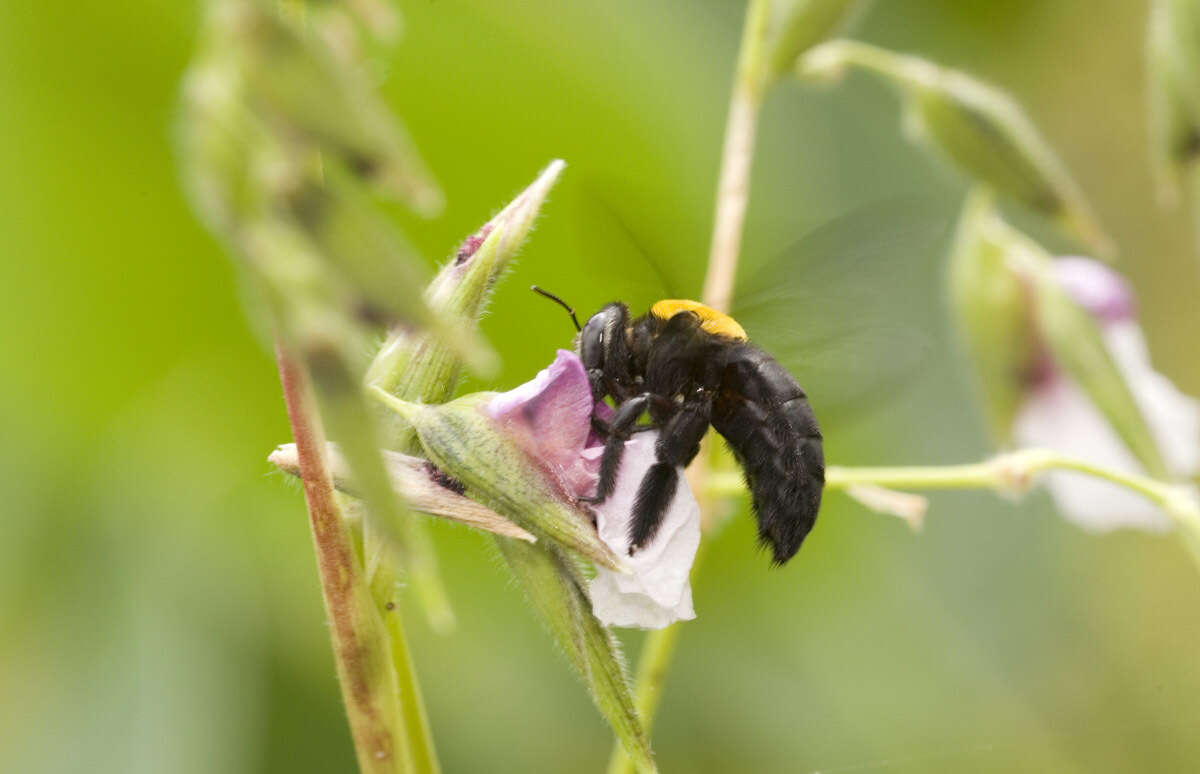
[{"left": 713, "top": 353, "right": 824, "bottom": 565}]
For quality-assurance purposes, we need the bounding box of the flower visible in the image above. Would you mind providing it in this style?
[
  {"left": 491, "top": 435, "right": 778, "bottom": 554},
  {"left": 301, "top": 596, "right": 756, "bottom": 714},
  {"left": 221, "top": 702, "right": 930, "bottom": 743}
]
[
  {"left": 488, "top": 350, "right": 700, "bottom": 629},
  {"left": 1012, "top": 257, "right": 1200, "bottom": 531}
]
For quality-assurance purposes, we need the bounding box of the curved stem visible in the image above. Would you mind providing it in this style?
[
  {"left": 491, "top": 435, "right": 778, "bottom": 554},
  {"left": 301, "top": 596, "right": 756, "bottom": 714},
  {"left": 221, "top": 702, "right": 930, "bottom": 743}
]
[{"left": 604, "top": 624, "right": 684, "bottom": 774}]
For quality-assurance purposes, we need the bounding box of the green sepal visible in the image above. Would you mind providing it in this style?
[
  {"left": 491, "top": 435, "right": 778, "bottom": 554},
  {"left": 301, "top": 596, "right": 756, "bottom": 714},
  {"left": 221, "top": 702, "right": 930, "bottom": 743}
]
[
  {"left": 497, "top": 539, "right": 657, "bottom": 774},
  {"left": 1014, "top": 249, "right": 1171, "bottom": 479},
  {"left": 948, "top": 190, "right": 1034, "bottom": 445},
  {"left": 359, "top": 160, "right": 565, "bottom": 631},
  {"left": 373, "top": 391, "right": 627, "bottom": 572}
]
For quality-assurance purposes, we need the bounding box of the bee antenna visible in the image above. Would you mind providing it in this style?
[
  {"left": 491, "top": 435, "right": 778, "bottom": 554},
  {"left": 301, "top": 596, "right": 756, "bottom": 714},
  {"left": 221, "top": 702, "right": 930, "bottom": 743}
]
[{"left": 530, "top": 285, "right": 582, "bottom": 332}]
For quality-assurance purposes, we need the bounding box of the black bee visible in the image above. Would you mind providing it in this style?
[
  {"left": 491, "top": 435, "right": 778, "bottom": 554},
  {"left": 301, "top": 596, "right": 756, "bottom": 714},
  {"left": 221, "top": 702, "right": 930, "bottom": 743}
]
[{"left": 533, "top": 289, "right": 824, "bottom": 565}]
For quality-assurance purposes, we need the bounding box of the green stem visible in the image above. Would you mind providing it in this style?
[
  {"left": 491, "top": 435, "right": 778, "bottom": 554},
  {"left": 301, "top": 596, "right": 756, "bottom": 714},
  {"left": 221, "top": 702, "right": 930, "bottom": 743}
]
[
  {"left": 701, "top": 0, "right": 771, "bottom": 313},
  {"left": 382, "top": 605, "right": 441, "bottom": 774},
  {"left": 276, "top": 343, "right": 411, "bottom": 774},
  {"left": 604, "top": 625, "right": 684, "bottom": 774},
  {"left": 707, "top": 449, "right": 1200, "bottom": 539}
]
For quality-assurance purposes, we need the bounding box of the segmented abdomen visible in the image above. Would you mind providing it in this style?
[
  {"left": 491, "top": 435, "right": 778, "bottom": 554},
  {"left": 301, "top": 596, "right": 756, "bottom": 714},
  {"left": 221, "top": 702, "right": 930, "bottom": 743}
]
[{"left": 711, "top": 347, "right": 824, "bottom": 564}]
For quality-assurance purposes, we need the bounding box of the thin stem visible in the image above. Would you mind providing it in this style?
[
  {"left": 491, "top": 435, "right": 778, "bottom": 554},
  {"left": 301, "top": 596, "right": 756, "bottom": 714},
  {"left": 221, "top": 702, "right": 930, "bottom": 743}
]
[
  {"left": 382, "top": 605, "right": 441, "bottom": 774},
  {"left": 701, "top": 0, "right": 771, "bottom": 314},
  {"left": 609, "top": 3, "right": 772, "bottom": 772},
  {"left": 276, "top": 342, "right": 405, "bottom": 774},
  {"left": 704, "top": 449, "right": 1200, "bottom": 540},
  {"left": 604, "top": 625, "right": 683, "bottom": 774}
]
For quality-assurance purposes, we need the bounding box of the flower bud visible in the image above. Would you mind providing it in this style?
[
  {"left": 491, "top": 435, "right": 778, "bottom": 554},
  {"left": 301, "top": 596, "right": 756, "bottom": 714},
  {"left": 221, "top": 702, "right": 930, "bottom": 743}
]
[
  {"left": 949, "top": 191, "right": 1036, "bottom": 445},
  {"left": 371, "top": 389, "right": 627, "bottom": 572},
  {"left": 801, "top": 40, "right": 1113, "bottom": 257},
  {"left": 367, "top": 160, "right": 567, "bottom": 448},
  {"left": 1148, "top": 0, "right": 1200, "bottom": 203},
  {"left": 949, "top": 196, "right": 1200, "bottom": 531}
]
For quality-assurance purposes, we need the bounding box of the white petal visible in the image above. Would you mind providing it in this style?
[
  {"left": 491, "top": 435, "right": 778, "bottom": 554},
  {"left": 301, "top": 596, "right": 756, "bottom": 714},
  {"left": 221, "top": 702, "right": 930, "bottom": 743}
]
[
  {"left": 586, "top": 433, "right": 700, "bottom": 629},
  {"left": 1104, "top": 322, "right": 1200, "bottom": 478},
  {"left": 1013, "top": 321, "right": 1200, "bottom": 532}
]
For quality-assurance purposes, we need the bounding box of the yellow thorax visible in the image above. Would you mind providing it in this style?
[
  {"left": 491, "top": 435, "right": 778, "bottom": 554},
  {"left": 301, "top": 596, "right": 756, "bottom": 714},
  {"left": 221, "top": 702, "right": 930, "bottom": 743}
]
[{"left": 650, "top": 299, "right": 748, "bottom": 341}]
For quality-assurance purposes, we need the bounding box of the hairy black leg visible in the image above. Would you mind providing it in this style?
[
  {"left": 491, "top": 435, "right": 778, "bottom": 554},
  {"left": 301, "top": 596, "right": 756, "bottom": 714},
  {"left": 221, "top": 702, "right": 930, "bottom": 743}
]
[
  {"left": 589, "top": 392, "right": 676, "bottom": 439},
  {"left": 629, "top": 403, "right": 710, "bottom": 550},
  {"left": 629, "top": 464, "right": 678, "bottom": 552},
  {"left": 580, "top": 394, "right": 651, "bottom": 504}
]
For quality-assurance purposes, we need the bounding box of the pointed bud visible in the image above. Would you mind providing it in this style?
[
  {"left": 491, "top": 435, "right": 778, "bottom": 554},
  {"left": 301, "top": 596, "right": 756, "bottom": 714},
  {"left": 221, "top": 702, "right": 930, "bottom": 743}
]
[
  {"left": 498, "top": 540, "right": 656, "bottom": 774},
  {"left": 949, "top": 195, "right": 1169, "bottom": 479},
  {"left": 371, "top": 389, "right": 627, "bottom": 572},
  {"left": 801, "top": 40, "right": 1113, "bottom": 257},
  {"left": 367, "top": 160, "right": 567, "bottom": 446},
  {"left": 764, "top": 0, "right": 862, "bottom": 82}
]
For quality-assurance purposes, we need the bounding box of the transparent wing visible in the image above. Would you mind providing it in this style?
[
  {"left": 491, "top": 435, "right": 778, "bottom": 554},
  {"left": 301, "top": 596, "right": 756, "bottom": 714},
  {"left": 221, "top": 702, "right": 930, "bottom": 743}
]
[{"left": 732, "top": 198, "right": 955, "bottom": 426}]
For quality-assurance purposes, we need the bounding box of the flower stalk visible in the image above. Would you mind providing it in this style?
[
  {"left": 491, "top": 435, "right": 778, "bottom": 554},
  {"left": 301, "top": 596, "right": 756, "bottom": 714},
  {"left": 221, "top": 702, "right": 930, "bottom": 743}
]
[
  {"left": 706, "top": 452, "right": 1200, "bottom": 560},
  {"left": 702, "top": 0, "right": 770, "bottom": 313},
  {"left": 275, "top": 342, "right": 438, "bottom": 774}
]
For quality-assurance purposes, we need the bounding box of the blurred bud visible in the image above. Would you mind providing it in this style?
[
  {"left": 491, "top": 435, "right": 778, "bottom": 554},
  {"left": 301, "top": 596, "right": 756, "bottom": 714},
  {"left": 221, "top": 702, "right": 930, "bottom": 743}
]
[
  {"left": 367, "top": 160, "right": 567, "bottom": 447},
  {"left": 1148, "top": 0, "right": 1200, "bottom": 204},
  {"left": 264, "top": 152, "right": 496, "bottom": 376},
  {"left": 1015, "top": 252, "right": 1170, "bottom": 481},
  {"left": 498, "top": 539, "right": 656, "bottom": 773},
  {"left": 1012, "top": 257, "right": 1200, "bottom": 531},
  {"left": 948, "top": 190, "right": 1037, "bottom": 444},
  {"left": 801, "top": 40, "right": 1114, "bottom": 257},
  {"left": 269, "top": 443, "right": 537, "bottom": 542},
  {"left": 217, "top": 0, "right": 442, "bottom": 214},
  {"left": 371, "top": 388, "right": 627, "bottom": 572},
  {"left": 950, "top": 196, "right": 1200, "bottom": 529},
  {"left": 764, "top": 0, "right": 863, "bottom": 81}
]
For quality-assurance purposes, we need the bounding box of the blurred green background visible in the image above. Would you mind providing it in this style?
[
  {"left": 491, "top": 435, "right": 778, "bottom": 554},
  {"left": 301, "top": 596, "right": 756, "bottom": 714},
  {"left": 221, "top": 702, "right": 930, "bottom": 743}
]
[{"left": 3, "top": 1, "right": 1200, "bottom": 772}]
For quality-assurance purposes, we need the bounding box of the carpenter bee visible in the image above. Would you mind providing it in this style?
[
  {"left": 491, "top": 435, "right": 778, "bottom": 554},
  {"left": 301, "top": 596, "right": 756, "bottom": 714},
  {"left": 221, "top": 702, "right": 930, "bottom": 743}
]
[{"left": 532, "top": 289, "right": 824, "bottom": 565}]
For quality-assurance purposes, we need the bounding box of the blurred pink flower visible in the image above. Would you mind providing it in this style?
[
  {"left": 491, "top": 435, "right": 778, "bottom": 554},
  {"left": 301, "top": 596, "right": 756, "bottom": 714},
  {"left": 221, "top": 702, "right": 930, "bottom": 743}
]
[
  {"left": 1012, "top": 257, "right": 1200, "bottom": 531},
  {"left": 488, "top": 350, "right": 699, "bottom": 628}
]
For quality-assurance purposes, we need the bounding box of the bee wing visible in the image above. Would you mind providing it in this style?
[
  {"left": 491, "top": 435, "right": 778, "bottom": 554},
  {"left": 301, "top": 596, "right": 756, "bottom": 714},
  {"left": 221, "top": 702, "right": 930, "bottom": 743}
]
[{"left": 732, "top": 198, "right": 955, "bottom": 426}]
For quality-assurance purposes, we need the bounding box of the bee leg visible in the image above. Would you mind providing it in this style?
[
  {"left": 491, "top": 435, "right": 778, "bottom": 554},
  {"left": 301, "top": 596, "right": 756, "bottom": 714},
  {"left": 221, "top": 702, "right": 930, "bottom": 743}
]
[
  {"left": 629, "top": 403, "right": 710, "bottom": 551},
  {"left": 579, "top": 394, "right": 653, "bottom": 505}
]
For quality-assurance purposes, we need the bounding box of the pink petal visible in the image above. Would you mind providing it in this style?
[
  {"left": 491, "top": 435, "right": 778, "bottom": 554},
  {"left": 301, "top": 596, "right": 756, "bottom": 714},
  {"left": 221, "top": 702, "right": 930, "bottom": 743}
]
[
  {"left": 1053, "top": 256, "right": 1135, "bottom": 324},
  {"left": 487, "top": 350, "right": 596, "bottom": 495}
]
